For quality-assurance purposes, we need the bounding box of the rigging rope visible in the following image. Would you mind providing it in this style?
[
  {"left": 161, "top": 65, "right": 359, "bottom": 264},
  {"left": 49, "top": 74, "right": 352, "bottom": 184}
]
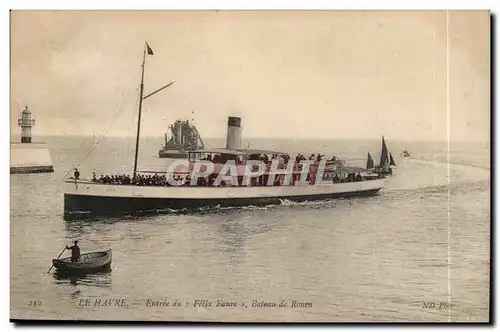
[{"left": 62, "top": 89, "right": 137, "bottom": 179}]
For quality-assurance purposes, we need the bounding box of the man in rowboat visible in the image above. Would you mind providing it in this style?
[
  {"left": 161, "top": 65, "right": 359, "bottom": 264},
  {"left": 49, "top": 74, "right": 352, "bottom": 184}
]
[{"left": 66, "top": 240, "right": 81, "bottom": 263}]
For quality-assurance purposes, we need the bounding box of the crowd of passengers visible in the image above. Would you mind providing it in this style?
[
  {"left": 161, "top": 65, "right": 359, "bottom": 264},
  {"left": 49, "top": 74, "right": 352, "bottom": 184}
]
[
  {"left": 82, "top": 152, "right": 366, "bottom": 187},
  {"left": 200, "top": 153, "right": 337, "bottom": 165},
  {"left": 294, "top": 153, "right": 337, "bottom": 163},
  {"left": 88, "top": 170, "right": 365, "bottom": 187},
  {"left": 90, "top": 172, "right": 169, "bottom": 186}
]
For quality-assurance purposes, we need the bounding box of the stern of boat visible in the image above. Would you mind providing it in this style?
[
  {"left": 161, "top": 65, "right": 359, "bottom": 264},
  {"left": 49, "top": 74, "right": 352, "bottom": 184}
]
[{"left": 107, "top": 249, "right": 112, "bottom": 266}]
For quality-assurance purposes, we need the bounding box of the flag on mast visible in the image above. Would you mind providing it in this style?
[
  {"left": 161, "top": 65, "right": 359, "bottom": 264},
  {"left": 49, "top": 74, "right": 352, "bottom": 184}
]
[{"left": 146, "top": 42, "right": 154, "bottom": 55}]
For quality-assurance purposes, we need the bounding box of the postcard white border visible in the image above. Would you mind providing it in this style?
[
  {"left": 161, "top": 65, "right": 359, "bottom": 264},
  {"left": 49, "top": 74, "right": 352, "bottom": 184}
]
[{"left": 2, "top": 0, "right": 496, "bottom": 331}]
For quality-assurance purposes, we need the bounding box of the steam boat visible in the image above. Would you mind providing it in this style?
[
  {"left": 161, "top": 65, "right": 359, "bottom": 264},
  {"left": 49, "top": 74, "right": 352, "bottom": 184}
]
[
  {"left": 158, "top": 118, "right": 205, "bottom": 159},
  {"left": 63, "top": 42, "right": 387, "bottom": 218}
]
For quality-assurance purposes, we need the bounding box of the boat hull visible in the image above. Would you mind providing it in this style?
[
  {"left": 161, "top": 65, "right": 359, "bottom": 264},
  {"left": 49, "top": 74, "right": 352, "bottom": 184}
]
[
  {"left": 372, "top": 169, "right": 393, "bottom": 176},
  {"left": 158, "top": 150, "right": 189, "bottom": 159},
  {"left": 63, "top": 179, "right": 385, "bottom": 218},
  {"left": 52, "top": 250, "right": 112, "bottom": 274}
]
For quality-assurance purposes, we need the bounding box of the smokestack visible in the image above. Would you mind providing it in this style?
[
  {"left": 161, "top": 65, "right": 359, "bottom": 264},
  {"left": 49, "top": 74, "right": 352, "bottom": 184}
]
[{"left": 226, "top": 116, "right": 242, "bottom": 150}]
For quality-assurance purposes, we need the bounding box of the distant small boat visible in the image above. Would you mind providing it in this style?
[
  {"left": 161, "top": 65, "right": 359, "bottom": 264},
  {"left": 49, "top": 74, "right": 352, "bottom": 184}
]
[
  {"left": 52, "top": 250, "right": 112, "bottom": 273},
  {"left": 402, "top": 149, "right": 411, "bottom": 158}
]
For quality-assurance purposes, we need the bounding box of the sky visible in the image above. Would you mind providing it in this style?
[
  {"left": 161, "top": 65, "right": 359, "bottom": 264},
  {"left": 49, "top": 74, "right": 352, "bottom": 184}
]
[{"left": 10, "top": 10, "right": 490, "bottom": 141}]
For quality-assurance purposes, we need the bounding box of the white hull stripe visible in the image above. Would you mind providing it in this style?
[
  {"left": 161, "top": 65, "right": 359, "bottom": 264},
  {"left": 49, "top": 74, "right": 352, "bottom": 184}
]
[{"left": 64, "top": 178, "right": 386, "bottom": 200}]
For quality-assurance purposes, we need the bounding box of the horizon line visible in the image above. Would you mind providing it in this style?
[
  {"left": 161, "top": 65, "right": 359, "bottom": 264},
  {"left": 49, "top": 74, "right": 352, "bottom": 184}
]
[{"left": 9, "top": 134, "right": 489, "bottom": 144}]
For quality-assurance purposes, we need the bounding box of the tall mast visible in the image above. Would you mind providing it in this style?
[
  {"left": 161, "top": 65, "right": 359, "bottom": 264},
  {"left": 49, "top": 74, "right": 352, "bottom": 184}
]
[
  {"left": 132, "top": 42, "right": 174, "bottom": 177},
  {"left": 133, "top": 43, "right": 147, "bottom": 178}
]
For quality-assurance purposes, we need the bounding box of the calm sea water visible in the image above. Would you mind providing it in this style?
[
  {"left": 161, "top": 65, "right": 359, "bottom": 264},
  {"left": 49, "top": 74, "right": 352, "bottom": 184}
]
[{"left": 10, "top": 136, "right": 490, "bottom": 322}]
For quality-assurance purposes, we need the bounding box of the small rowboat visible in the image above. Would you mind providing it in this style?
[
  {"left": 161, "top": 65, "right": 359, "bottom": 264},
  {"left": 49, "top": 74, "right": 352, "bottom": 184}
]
[{"left": 52, "top": 249, "right": 112, "bottom": 273}]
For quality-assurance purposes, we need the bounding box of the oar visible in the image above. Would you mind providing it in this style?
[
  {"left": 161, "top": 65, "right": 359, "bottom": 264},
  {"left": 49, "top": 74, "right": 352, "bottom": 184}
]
[{"left": 47, "top": 247, "right": 67, "bottom": 273}]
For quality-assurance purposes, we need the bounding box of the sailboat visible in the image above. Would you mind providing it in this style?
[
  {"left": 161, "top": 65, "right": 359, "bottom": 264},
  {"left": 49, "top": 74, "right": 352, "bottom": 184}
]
[
  {"left": 389, "top": 153, "right": 396, "bottom": 167},
  {"left": 379, "top": 136, "right": 389, "bottom": 169},
  {"left": 366, "top": 152, "right": 374, "bottom": 170},
  {"left": 373, "top": 136, "right": 394, "bottom": 176},
  {"left": 362, "top": 152, "right": 381, "bottom": 180},
  {"left": 63, "top": 42, "right": 387, "bottom": 218}
]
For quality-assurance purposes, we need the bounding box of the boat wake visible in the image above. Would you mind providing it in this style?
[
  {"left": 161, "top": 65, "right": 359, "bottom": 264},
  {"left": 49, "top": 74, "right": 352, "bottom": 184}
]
[
  {"left": 386, "top": 179, "right": 489, "bottom": 198},
  {"left": 409, "top": 155, "right": 490, "bottom": 171},
  {"left": 192, "top": 197, "right": 361, "bottom": 215}
]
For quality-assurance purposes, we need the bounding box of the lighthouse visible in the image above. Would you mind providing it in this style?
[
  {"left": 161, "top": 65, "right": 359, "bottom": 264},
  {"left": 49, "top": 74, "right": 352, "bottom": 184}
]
[
  {"left": 10, "top": 105, "right": 54, "bottom": 174},
  {"left": 18, "top": 106, "right": 36, "bottom": 143}
]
